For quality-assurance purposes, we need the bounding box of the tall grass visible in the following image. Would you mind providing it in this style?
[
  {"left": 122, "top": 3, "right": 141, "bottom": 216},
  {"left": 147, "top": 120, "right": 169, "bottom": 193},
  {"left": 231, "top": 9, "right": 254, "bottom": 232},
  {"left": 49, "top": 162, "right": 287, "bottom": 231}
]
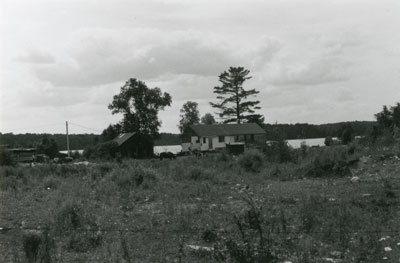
[{"left": 0, "top": 139, "right": 399, "bottom": 262}]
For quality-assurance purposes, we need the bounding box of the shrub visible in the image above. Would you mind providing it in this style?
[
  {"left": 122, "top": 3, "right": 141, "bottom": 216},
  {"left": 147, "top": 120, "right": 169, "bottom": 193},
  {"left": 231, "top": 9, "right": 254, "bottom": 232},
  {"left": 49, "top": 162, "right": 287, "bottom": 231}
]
[
  {"left": 263, "top": 141, "right": 294, "bottom": 163},
  {"left": 238, "top": 150, "right": 264, "bottom": 172},
  {"left": 304, "top": 147, "right": 351, "bottom": 177},
  {"left": 338, "top": 124, "right": 354, "bottom": 145},
  {"left": 0, "top": 149, "right": 16, "bottom": 166},
  {"left": 324, "top": 136, "right": 333, "bottom": 146},
  {"left": 113, "top": 166, "right": 157, "bottom": 190},
  {"left": 83, "top": 141, "right": 119, "bottom": 160},
  {"left": 202, "top": 229, "right": 218, "bottom": 243},
  {"left": 23, "top": 229, "right": 54, "bottom": 263}
]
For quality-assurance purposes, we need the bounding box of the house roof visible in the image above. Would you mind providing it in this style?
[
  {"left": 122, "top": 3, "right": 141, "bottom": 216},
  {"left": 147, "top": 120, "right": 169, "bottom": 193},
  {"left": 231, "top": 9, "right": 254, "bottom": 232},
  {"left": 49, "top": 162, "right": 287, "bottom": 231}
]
[
  {"left": 189, "top": 123, "right": 266, "bottom": 137},
  {"left": 113, "top": 132, "right": 136, "bottom": 146}
]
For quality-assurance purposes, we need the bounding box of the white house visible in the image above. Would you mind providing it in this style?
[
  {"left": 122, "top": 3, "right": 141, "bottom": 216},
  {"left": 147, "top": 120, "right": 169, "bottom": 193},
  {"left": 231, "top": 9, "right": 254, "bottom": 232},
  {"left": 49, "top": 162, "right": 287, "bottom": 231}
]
[{"left": 181, "top": 123, "right": 266, "bottom": 152}]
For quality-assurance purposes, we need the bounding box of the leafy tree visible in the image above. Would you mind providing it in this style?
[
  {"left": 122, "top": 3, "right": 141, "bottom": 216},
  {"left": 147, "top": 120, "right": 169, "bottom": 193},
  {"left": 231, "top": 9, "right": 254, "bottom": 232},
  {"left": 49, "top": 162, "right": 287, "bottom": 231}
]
[
  {"left": 375, "top": 103, "right": 400, "bottom": 130},
  {"left": 178, "top": 101, "right": 200, "bottom": 133},
  {"left": 108, "top": 78, "right": 172, "bottom": 138},
  {"left": 37, "top": 136, "right": 59, "bottom": 158},
  {"left": 101, "top": 124, "right": 122, "bottom": 142},
  {"left": 210, "top": 67, "right": 263, "bottom": 123},
  {"left": 83, "top": 141, "right": 119, "bottom": 160},
  {"left": 324, "top": 136, "right": 333, "bottom": 146},
  {"left": 375, "top": 105, "right": 393, "bottom": 129},
  {"left": 337, "top": 124, "right": 353, "bottom": 145},
  {"left": 200, "top": 113, "right": 216, "bottom": 125}
]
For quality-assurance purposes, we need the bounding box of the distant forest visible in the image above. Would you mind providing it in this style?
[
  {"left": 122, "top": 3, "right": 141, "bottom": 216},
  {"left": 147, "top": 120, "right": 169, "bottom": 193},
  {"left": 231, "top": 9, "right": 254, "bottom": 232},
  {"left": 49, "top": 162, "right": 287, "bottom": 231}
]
[
  {"left": 263, "top": 121, "right": 376, "bottom": 140},
  {"left": 0, "top": 121, "right": 375, "bottom": 150},
  {"left": 0, "top": 133, "right": 100, "bottom": 151}
]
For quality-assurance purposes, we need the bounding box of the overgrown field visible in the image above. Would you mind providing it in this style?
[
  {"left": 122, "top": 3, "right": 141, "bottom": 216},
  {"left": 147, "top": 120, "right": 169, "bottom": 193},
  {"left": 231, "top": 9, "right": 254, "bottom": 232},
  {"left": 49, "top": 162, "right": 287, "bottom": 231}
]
[{"left": 1, "top": 141, "right": 400, "bottom": 262}]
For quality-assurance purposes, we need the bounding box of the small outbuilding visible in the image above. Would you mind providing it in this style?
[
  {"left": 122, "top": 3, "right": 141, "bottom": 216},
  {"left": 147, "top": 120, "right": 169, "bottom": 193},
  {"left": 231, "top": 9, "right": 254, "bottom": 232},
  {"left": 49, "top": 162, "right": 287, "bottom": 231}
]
[
  {"left": 8, "top": 148, "right": 37, "bottom": 163},
  {"left": 113, "top": 133, "right": 154, "bottom": 159}
]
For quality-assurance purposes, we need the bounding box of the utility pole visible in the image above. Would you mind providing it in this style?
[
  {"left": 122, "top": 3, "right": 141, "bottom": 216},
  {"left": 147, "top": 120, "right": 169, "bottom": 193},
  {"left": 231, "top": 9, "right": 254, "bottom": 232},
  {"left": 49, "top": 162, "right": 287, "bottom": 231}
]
[{"left": 66, "top": 121, "right": 70, "bottom": 157}]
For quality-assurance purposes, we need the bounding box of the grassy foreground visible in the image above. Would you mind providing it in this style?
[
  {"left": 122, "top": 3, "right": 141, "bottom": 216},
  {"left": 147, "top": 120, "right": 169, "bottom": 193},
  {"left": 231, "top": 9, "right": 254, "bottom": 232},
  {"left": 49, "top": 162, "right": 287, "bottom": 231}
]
[{"left": 1, "top": 142, "right": 400, "bottom": 262}]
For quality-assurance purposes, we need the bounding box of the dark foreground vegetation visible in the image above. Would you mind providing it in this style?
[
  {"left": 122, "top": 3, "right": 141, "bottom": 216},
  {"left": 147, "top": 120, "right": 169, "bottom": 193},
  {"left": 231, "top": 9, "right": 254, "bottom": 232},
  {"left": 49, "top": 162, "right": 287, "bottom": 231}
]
[{"left": 1, "top": 135, "right": 400, "bottom": 262}]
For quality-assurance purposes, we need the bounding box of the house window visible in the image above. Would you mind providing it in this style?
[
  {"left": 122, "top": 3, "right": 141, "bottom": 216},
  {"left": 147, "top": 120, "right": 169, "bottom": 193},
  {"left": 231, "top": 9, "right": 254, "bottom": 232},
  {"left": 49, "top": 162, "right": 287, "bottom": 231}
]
[
  {"left": 203, "top": 137, "right": 207, "bottom": 144},
  {"left": 218, "top": 136, "right": 224, "bottom": 143},
  {"left": 250, "top": 134, "right": 255, "bottom": 142}
]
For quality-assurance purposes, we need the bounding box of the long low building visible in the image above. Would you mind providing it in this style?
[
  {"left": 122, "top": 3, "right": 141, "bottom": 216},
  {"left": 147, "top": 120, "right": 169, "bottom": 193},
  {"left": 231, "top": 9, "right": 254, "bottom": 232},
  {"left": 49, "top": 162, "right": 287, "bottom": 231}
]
[{"left": 181, "top": 123, "right": 266, "bottom": 152}]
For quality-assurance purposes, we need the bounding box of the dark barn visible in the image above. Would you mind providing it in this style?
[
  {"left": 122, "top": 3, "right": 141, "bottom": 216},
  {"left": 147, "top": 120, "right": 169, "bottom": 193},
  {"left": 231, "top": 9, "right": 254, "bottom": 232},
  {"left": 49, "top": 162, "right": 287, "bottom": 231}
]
[{"left": 113, "top": 133, "right": 154, "bottom": 159}]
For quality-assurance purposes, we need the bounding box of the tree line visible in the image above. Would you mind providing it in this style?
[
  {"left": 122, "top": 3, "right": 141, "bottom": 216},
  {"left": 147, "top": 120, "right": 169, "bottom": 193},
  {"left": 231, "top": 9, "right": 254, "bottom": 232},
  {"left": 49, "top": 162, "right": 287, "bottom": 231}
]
[{"left": 1, "top": 66, "right": 397, "bottom": 154}]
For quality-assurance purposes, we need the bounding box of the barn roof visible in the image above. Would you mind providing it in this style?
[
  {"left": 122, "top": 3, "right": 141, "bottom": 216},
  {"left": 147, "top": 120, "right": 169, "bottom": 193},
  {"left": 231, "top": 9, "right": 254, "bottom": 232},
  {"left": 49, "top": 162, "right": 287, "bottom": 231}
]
[
  {"left": 113, "top": 132, "right": 136, "bottom": 146},
  {"left": 189, "top": 123, "right": 266, "bottom": 137}
]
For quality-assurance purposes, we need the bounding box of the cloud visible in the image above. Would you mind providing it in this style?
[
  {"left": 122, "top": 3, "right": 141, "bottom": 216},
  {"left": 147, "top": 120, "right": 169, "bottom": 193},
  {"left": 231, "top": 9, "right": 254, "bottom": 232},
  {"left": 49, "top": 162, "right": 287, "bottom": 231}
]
[
  {"left": 33, "top": 29, "right": 244, "bottom": 87},
  {"left": 336, "top": 87, "right": 354, "bottom": 102},
  {"left": 268, "top": 57, "right": 349, "bottom": 86},
  {"left": 15, "top": 49, "right": 56, "bottom": 64}
]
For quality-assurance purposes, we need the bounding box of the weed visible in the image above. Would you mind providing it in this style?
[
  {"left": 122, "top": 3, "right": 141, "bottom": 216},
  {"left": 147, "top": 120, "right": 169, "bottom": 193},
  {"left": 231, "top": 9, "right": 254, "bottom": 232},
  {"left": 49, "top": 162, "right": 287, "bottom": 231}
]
[
  {"left": 0, "top": 175, "right": 18, "bottom": 191},
  {"left": 202, "top": 229, "right": 218, "bottom": 243},
  {"left": 54, "top": 201, "right": 102, "bottom": 253},
  {"left": 113, "top": 165, "right": 158, "bottom": 190},
  {"left": 43, "top": 177, "right": 59, "bottom": 190},
  {"left": 213, "top": 191, "right": 278, "bottom": 263},
  {"left": 22, "top": 229, "right": 54, "bottom": 263},
  {"left": 23, "top": 231, "right": 42, "bottom": 263},
  {"left": 299, "top": 195, "right": 325, "bottom": 233},
  {"left": 187, "top": 167, "right": 213, "bottom": 181},
  {"left": 67, "top": 231, "right": 102, "bottom": 253}
]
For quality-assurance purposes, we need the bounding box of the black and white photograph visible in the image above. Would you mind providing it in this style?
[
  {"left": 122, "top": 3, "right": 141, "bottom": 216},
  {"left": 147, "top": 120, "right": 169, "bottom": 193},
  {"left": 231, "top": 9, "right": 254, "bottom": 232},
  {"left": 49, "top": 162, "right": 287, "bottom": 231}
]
[{"left": 0, "top": 0, "right": 400, "bottom": 262}]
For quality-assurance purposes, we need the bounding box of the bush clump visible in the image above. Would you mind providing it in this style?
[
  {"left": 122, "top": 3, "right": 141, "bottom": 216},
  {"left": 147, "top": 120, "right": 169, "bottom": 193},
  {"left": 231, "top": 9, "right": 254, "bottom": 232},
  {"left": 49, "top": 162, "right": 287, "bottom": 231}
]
[
  {"left": 263, "top": 140, "right": 294, "bottom": 163},
  {"left": 83, "top": 141, "right": 119, "bottom": 160},
  {"left": 0, "top": 149, "right": 16, "bottom": 166},
  {"left": 238, "top": 150, "right": 264, "bottom": 172},
  {"left": 304, "top": 146, "right": 352, "bottom": 177},
  {"left": 113, "top": 166, "right": 157, "bottom": 190}
]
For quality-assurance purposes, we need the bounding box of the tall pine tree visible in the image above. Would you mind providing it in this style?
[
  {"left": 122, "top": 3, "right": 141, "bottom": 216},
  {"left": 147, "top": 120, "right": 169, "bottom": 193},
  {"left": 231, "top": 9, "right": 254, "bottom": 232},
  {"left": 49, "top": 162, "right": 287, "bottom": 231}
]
[{"left": 210, "top": 67, "right": 263, "bottom": 124}]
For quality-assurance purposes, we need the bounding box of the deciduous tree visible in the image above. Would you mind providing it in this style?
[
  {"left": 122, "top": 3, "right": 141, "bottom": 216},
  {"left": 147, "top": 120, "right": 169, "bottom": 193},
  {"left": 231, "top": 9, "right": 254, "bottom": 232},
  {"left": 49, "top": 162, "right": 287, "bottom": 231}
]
[
  {"left": 200, "top": 113, "right": 216, "bottom": 125},
  {"left": 101, "top": 124, "right": 122, "bottom": 142},
  {"left": 108, "top": 78, "right": 171, "bottom": 138},
  {"left": 178, "top": 101, "right": 200, "bottom": 133}
]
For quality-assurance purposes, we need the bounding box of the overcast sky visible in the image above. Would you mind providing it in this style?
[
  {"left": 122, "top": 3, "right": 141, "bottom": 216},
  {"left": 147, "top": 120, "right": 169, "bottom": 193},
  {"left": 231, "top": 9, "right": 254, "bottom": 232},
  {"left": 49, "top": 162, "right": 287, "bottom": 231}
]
[{"left": 1, "top": 0, "right": 399, "bottom": 134}]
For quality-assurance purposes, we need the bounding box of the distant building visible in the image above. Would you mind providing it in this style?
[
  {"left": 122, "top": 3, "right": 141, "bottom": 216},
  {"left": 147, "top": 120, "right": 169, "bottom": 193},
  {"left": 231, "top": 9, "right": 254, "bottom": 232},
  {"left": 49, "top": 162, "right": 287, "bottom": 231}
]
[
  {"left": 113, "top": 133, "right": 154, "bottom": 158},
  {"left": 8, "top": 148, "right": 37, "bottom": 163},
  {"left": 181, "top": 123, "right": 266, "bottom": 153}
]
